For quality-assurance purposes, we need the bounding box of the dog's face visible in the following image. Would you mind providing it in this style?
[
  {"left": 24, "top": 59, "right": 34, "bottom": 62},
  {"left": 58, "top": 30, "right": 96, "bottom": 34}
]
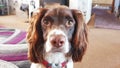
[
  {"left": 27, "top": 6, "right": 88, "bottom": 63},
  {"left": 41, "top": 8, "right": 75, "bottom": 53}
]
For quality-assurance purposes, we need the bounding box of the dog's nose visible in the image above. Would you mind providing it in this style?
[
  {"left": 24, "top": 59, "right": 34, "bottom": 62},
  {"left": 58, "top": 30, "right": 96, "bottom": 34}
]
[{"left": 50, "top": 35, "right": 65, "bottom": 48}]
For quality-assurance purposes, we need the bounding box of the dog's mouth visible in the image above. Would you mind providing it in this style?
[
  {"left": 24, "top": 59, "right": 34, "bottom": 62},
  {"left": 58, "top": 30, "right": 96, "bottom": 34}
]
[{"left": 51, "top": 47, "right": 64, "bottom": 53}]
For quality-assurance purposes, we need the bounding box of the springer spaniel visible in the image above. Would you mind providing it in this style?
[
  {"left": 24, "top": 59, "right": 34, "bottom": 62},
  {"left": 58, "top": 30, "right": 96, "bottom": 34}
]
[{"left": 27, "top": 6, "right": 88, "bottom": 68}]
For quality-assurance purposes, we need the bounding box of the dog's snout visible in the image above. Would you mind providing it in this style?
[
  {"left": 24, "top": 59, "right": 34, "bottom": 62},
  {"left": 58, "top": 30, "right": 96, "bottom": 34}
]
[{"left": 50, "top": 35, "right": 65, "bottom": 48}]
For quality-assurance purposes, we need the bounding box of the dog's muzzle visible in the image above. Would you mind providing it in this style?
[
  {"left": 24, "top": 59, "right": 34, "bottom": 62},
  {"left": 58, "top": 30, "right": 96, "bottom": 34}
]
[
  {"left": 45, "top": 29, "right": 69, "bottom": 53},
  {"left": 50, "top": 34, "right": 66, "bottom": 48}
]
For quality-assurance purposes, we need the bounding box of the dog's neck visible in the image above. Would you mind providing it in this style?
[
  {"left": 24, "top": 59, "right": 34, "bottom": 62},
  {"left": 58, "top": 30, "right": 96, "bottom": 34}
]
[
  {"left": 43, "top": 52, "right": 68, "bottom": 68},
  {"left": 45, "top": 52, "right": 67, "bottom": 63},
  {"left": 42, "top": 59, "right": 68, "bottom": 68}
]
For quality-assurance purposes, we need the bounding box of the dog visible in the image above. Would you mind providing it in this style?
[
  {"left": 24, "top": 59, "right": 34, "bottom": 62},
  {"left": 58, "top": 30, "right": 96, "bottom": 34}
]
[{"left": 27, "top": 6, "right": 88, "bottom": 68}]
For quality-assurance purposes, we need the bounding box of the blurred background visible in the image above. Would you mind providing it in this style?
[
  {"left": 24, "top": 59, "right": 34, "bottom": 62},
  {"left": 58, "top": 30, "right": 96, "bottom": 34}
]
[{"left": 0, "top": 0, "right": 120, "bottom": 68}]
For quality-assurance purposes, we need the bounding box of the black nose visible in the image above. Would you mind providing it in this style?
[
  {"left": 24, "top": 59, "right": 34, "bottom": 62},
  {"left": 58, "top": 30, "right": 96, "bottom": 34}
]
[{"left": 50, "top": 35, "right": 65, "bottom": 48}]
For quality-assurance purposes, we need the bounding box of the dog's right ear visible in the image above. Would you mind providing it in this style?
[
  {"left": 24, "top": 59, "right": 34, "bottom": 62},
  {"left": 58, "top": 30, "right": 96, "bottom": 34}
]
[
  {"left": 27, "top": 8, "right": 48, "bottom": 63},
  {"left": 71, "top": 9, "right": 88, "bottom": 62}
]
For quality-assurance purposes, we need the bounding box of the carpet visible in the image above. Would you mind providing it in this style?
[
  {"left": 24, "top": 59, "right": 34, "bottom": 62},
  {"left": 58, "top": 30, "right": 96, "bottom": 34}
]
[
  {"left": 0, "top": 27, "right": 28, "bottom": 61},
  {"left": 0, "top": 60, "right": 18, "bottom": 68},
  {"left": 0, "top": 27, "right": 30, "bottom": 68},
  {"left": 0, "top": 28, "right": 26, "bottom": 44},
  {"left": 92, "top": 8, "right": 120, "bottom": 30}
]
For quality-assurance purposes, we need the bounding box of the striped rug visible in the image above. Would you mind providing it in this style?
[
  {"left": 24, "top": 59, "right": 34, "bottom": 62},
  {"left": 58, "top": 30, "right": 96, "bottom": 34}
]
[{"left": 0, "top": 27, "right": 28, "bottom": 61}]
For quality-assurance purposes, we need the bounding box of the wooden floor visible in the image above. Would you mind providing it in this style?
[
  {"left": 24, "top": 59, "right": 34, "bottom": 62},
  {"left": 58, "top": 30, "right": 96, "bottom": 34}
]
[
  {"left": 0, "top": 15, "right": 29, "bottom": 31},
  {"left": 0, "top": 15, "right": 120, "bottom": 68}
]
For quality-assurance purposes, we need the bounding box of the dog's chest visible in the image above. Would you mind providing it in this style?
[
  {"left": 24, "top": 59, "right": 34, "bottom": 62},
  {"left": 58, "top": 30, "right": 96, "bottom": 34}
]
[{"left": 44, "top": 53, "right": 67, "bottom": 68}]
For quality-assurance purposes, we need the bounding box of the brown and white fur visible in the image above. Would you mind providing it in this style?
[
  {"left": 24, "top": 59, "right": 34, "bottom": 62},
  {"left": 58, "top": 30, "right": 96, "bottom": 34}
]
[{"left": 27, "top": 6, "right": 88, "bottom": 68}]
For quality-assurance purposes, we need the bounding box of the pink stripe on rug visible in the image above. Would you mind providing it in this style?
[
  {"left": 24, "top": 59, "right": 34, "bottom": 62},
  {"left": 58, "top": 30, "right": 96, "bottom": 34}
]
[
  {"left": 0, "top": 31, "right": 14, "bottom": 36},
  {"left": 4, "top": 31, "right": 26, "bottom": 44},
  {"left": 0, "top": 53, "right": 27, "bottom": 61},
  {"left": 0, "top": 26, "right": 5, "bottom": 28}
]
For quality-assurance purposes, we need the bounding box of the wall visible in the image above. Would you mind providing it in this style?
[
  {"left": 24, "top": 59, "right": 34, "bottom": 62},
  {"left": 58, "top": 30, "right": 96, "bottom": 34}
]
[
  {"left": 14, "top": 0, "right": 29, "bottom": 20},
  {"left": 8, "top": 0, "right": 17, "bottom": 15},
  {"left": 29, "top": 0, "right": 40, "bottom": 18},
  {"left": 114, "top": 0, "right": 120, "bottom": 15},
  {"left": 69, "top": 0, "right": 92, "bottom": 23}
]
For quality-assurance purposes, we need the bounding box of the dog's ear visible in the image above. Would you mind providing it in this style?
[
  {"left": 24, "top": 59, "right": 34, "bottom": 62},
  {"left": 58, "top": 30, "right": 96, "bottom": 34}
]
[
  {"left": 27, "top": 8, "right": 48, "bottom": 63},
  {"left": 71, "top": 9, "right": 88, "bottom": 62}
]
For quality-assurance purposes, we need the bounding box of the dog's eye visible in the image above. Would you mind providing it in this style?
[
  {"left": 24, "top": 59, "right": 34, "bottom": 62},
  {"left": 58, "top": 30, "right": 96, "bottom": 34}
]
[
  {"left": 66, "top": 20, "right": 74, "bottom": 27},
  {"left": 42, "top": 20, "right": 50, "bottom": 26}
]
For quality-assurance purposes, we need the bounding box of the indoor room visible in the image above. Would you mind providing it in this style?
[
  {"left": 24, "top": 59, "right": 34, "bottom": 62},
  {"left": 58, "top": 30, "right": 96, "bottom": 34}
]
[{"left": 0, "top": 0, "right": 120, "bottom": 68}]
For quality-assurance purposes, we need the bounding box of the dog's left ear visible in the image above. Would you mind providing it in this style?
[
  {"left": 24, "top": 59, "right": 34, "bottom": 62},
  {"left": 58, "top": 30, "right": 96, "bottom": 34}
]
[
  {"left": 71, "top": 9, "right": 88, "bottom": 62},
  {"left": 27, "top": 8, "right": 48, "bottom": 63}
]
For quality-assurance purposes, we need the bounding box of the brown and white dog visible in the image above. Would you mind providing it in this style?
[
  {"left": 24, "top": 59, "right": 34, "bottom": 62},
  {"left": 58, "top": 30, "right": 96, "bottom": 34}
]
[{"left": 27, "top": 6, "right": 88, "bottom": 68}]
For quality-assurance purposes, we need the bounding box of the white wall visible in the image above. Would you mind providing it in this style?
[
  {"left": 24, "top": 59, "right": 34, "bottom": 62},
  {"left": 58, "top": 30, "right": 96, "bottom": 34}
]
[
  {"left": 114, "top": 0, "right": 120, "bottom": 14},
  {"left": 29, "top": 0, "right": 40, "bottom": 19},
  {"left": 14, "top": 0, "right": 29, "bottom": 19},
  {"left": 69, "top": 0, "right": 92, "bottom": 24}
]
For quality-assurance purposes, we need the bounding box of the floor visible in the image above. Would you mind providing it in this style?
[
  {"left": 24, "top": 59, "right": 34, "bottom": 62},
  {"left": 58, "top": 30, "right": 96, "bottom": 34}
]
[
  {"left": 0, "top": 15, "right": 29, "bottom": 31},
  {"left": 76, "top": 28, "right": 120, "bottom": 68},
  {"left": 0, "top": 15, "right": 120, "bottom": 68},
  {"left": 92, "top": 8, "right": 120, "bottom": 29}
]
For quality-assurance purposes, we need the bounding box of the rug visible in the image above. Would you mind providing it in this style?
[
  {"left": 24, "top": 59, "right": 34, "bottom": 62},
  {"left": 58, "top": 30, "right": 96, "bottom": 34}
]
[
  {"left": 0, "top": 28, "right": 26, "bottom": 44},
  {"left": 0, "top": 60, "right": 18, "bottom": 68},
  {"left": 0, "top": 27, "right": 30, "bottom": 68},
  {"left": 0, "top": 26, "right": 27, "bottom": 60},
  {"left": 92, "top": 8, "right": 120, "bottom": 30}
]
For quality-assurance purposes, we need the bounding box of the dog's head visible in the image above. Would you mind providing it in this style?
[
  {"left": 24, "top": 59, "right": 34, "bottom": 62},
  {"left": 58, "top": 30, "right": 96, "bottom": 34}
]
[{"left": 27, "top": 6, "right": 88, "bottom": 63}]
